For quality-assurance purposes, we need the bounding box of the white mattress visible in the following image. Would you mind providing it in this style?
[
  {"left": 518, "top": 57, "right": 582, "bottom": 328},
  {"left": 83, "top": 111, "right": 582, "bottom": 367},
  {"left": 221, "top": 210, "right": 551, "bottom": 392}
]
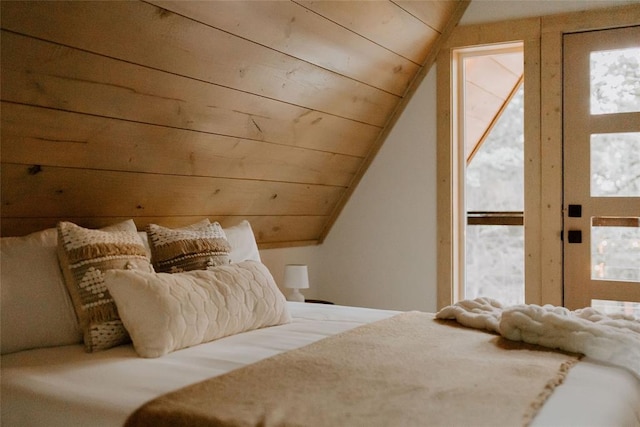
[{"left": 2, "top": 303, "right": 639, "bottom": 427}]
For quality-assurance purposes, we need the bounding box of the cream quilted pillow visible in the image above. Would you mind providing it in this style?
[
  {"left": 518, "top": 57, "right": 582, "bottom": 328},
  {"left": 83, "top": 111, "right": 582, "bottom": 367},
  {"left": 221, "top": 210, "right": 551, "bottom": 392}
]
[{"left": 104, "top": 261, "right": 291, "bottom": 358}]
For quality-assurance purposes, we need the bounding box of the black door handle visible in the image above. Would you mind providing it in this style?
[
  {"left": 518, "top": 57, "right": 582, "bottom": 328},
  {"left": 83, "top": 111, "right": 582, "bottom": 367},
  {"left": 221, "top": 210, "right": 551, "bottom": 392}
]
[
  {"left": 568, "top": 204, "right": 582, "bottom": 218},
  {"left": 568, "top": 230, "right": 582, "bottom": 244}
]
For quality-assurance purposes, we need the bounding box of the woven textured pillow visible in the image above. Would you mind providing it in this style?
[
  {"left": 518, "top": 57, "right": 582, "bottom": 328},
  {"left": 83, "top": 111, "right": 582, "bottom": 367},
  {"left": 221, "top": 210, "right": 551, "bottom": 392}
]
[
  {"left": 146, "top": 221, "right": 231, "bottom": 273},
  {"left": 57, "top": 220, "right": 154, "bottom": 352}
]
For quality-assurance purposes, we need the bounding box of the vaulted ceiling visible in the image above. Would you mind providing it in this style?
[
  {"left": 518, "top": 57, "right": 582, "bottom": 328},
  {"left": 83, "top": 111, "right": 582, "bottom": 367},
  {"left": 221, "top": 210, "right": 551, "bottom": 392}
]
[{"left": 1, "top": 0, "right": 468, "bottom": 246}]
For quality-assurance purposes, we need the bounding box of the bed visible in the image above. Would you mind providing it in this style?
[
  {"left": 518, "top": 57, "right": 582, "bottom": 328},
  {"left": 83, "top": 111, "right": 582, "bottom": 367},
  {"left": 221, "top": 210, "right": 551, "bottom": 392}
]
[{"left": 2, "top": 220, "right": 639, "bottom": 427}]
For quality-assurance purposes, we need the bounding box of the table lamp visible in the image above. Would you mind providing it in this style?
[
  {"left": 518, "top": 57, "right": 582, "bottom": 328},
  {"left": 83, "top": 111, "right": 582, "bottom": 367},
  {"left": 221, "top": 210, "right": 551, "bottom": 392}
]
[{"left": 284, "top": 264, "right": 309, "bottom": 302}]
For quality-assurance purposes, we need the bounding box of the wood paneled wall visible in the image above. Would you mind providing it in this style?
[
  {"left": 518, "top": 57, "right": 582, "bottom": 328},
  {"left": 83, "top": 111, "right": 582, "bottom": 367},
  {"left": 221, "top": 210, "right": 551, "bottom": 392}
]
[{"left": 1, "top": 0, "right": 467, "bottom": 247}]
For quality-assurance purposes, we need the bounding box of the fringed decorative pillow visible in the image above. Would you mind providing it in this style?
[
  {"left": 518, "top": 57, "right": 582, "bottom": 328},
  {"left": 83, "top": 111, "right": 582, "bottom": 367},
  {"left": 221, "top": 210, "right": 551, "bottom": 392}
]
[
  {"left": 146, "top": 221, "right": 231, "bottom": 273},
  {"left": 56, "top": 220, "right": 154, "bottom": 352}
]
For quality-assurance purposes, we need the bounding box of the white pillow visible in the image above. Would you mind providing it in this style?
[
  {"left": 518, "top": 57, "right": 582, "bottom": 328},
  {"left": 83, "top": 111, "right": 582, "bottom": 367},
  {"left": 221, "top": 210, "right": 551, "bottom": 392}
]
[
  {"left": 1, "top": 228, "right": 81, "bottom": 354},
  {"left": 224, "top": 220, "right": 261, "bottom": 263},
  {"left": 104, "top": 261, "right": 290, "bottom": 358}
]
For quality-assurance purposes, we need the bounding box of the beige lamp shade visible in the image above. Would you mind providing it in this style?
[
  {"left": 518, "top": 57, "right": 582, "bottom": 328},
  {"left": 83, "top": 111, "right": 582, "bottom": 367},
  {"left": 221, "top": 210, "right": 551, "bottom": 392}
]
[{"left": 284, "top": 264, "right": 309, "bottom": 302}]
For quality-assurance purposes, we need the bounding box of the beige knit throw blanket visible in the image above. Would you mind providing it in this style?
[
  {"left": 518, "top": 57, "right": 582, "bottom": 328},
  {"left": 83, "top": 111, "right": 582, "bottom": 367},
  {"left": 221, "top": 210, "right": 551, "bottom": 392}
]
[{"left": 125, "top": 311, "right": 577, "bottom": 427}]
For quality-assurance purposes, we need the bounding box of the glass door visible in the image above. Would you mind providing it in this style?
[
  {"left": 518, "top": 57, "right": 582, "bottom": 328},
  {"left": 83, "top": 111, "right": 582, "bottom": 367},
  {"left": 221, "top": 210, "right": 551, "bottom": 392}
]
[{"left": 563, "top": 26, "right": 640, "bottom": 315}]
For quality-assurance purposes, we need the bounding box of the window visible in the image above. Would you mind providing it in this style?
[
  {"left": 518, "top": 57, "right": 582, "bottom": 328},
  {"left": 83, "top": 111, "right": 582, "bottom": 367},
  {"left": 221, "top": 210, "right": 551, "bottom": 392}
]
[
  {"left": 438, "top": 34, "right": 535, "bottom": 308},
  {"left": 455, "top": 45, "right": 525, "bottom": 305},
  {"left": 465, "top": 86, "right": 525, "bottom": 305},
  {"left": 436, "top": 6, "right": 639, "bottom": 310}
]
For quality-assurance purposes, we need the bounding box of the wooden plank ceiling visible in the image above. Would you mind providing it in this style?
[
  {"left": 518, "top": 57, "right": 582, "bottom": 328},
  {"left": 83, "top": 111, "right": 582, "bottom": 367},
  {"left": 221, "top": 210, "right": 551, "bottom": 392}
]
[{"left": 0, "top": 0, "right": 468, "bottom": 247}]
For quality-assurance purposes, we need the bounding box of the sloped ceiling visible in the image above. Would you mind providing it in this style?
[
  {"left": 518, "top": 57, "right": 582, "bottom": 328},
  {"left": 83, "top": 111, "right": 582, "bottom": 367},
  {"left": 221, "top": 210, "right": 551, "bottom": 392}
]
[{"left": 0, "top": 0, "right": 468, "bottom": 247}]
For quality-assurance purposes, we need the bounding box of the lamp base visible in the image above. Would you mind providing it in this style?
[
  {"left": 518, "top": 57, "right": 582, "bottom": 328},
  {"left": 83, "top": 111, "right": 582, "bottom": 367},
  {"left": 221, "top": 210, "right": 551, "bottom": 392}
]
[{"left": 287, "top": 288, "right": 305, "bottom": 302}]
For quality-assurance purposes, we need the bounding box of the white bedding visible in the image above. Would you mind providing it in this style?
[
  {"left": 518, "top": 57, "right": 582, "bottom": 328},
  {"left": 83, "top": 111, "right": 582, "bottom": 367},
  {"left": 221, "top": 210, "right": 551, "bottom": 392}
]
[{"left": 2, "top": 303, "right": 640, "bottom": 427}]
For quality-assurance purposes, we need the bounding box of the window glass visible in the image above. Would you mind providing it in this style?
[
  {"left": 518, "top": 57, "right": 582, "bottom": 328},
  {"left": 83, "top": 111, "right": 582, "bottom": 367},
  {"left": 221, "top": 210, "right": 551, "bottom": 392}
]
[
  {"left": 591, "top": 217, "right": 640, "bottom": 282},
  {"left": 592, "top": 299, "right": 640, "bottom": 317},
  {"left": 464, "top": 82, "right": 524, "bottom": 304},
  {"left": 466, "top": 86, "right": 524, "bottom": 211},
  {"left": 590, "top": 47, "right": 640, "bottom": 115},
  {"left": 465, "top": 225, "right": 524, "bottom": 305},
  {"left": 591, "top": 132, "right": 640, "bottom": 197}
]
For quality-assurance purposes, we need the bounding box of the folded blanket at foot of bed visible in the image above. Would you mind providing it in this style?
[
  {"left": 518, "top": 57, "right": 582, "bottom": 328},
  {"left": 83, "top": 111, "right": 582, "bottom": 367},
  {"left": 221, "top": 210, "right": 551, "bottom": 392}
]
[
  {"left": 436, "top": 297, "right": 640, "bottom": 378},
  {"left": 125, "top": 311, "right": 576, "bottom": 427}
]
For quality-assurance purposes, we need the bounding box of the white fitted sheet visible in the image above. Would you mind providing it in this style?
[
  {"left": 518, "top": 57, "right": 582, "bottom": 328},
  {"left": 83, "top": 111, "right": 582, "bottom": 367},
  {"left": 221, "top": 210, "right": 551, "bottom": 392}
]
[{"left": 2, "top": 303, "right": 639, "bottom": 427}]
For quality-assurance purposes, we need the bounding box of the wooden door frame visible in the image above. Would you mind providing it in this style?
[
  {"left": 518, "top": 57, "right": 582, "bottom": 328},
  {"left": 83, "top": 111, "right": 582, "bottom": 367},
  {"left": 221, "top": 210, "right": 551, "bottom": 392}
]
[
  {"left": 436, "top": 4, "right": 640, "bottom": 309},
  {"left": 437, "top": 18, "right": 542, "bottom": 308},
  {"left": 562, "top": 25, "right": 640, "bottom": 310},
  {"left": 543, "top": 7, "right": 640, "bottom": 308}
]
